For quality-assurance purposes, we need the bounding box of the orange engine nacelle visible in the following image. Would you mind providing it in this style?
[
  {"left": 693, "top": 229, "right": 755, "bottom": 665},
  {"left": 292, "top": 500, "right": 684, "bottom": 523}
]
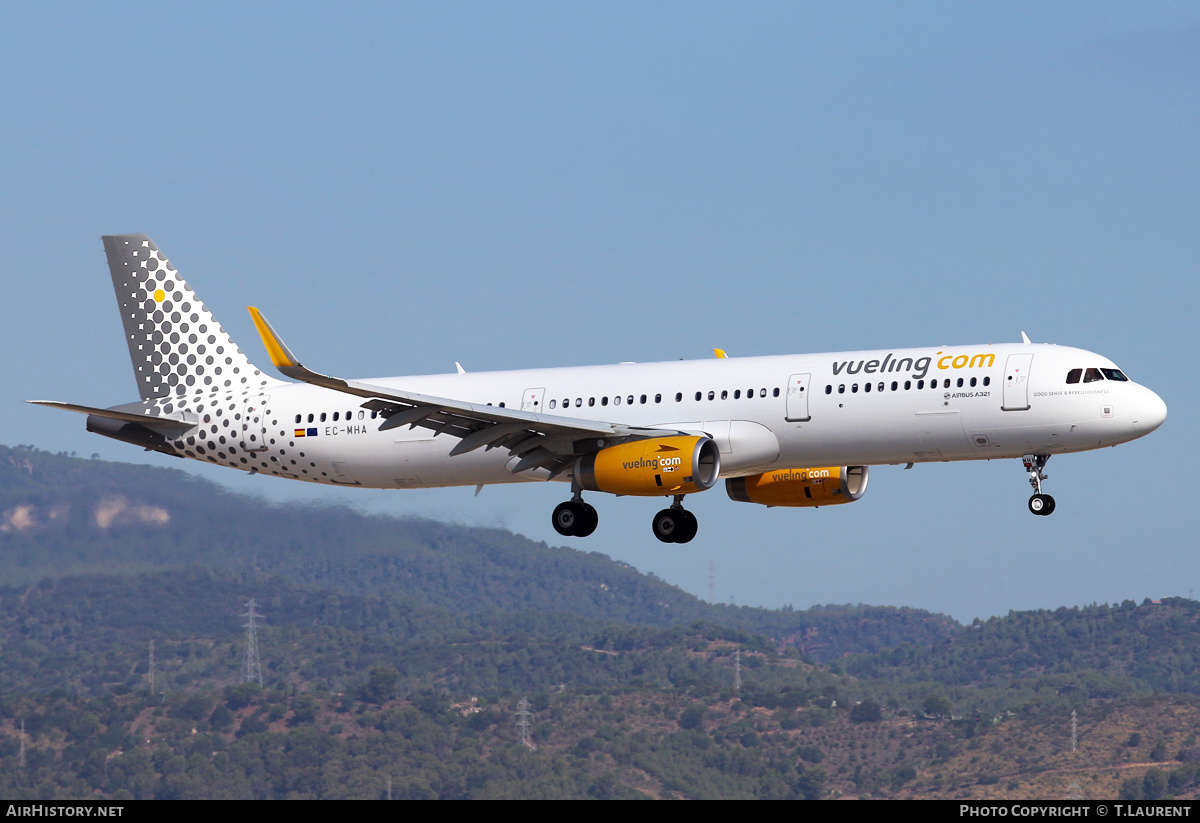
[
  {"left": 725, "top": 466, "right": 868, "bottom": 507},
  {"left": 576, "top": 436, "right": 721, "bottom": 497}
]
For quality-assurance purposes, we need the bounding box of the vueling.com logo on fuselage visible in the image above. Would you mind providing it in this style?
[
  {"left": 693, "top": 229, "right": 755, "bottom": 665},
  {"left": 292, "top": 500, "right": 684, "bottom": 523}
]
[{"left": 831, "top": 351, "right": 995, "bottom": 380}]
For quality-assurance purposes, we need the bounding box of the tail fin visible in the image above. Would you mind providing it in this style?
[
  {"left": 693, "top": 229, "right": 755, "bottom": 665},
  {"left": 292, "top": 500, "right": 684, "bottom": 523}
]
[{"left": 103, "top": 234, "right": 273, "bottom": 401}]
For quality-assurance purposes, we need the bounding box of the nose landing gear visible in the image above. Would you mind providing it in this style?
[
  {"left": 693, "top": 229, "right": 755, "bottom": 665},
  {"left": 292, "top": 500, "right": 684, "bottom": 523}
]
[
  {"left": 652, "top": 495, "right": 699, "bottom": 544},
  {"left": 1023, "top": 454, "right": 1055, "bottom": 516}
]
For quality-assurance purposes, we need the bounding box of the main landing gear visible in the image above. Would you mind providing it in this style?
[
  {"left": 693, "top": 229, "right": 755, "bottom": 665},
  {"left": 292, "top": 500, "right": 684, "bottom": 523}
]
[
  {"left": 1023, "top": 453, "right": 1056, "bottom": 516},
  {"left": 552, "top": 495, "right": 598, "bottom": 538},
  {"left": 551, "top": 493, "right": 699, "bottom": 543},
  {"left": 652, "top": 495, "right": 698, "bottom": 544}
]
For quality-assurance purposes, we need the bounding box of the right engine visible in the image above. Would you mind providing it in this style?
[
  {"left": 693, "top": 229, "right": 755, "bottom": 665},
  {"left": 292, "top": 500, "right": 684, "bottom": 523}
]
[{"left": 725, "top": 465, "right": 868, "bottom": 507}]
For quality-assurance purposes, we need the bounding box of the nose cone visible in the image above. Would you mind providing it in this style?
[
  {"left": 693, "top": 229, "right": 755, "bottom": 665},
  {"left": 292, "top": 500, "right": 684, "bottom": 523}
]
[{"left": 1132, "top": 388, "right": 1167, "bottom": 437}]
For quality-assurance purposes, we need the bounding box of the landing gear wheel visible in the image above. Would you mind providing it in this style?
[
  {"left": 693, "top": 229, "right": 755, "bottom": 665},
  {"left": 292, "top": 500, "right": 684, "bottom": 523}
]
[
  {"left": 553, "top": 500, "right": 599, "bottom": 537},
  {"left": 1028, "top": 493, "right": 1056, "bottom": 516},
  {"left": 577, "top": 503, "right": 599, "bottom": 537},
  {"left": 553, "top": 501, "right": 582, "bottom": 536},
  {"left": 652, "top": 508, "right": 698, "bottom": 543},
  {"left": 675, "top": 510, "right": 698, "bottom": 544},
  {"left": 652, "top": 509, "right": 680, "bottom": 543}
]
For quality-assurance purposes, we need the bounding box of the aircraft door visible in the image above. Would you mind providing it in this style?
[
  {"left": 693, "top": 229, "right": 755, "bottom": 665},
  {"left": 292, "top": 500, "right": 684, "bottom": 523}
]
[
  {"left": 1002, "top": 354, "right": 1033, "bottom": 411},
  {"left": 521, "top": 388, "right": 545, "bottom": 413},
  {"left": 239, "top": 395, "right": 270, "bottom": 452},
  {"left": 785, "top": 374, "right": 812, "bottom": 422}
]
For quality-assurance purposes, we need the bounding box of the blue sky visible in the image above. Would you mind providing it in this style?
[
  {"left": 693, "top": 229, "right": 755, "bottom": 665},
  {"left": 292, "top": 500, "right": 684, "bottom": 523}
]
[{"left": 3, "top": 3, "right": 1197, "bottom": 621}]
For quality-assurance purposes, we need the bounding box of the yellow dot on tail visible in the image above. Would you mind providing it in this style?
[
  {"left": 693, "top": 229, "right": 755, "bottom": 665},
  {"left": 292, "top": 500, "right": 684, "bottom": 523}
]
[{"left": 153, "top": 289, "right": 165, "bottom": 302}]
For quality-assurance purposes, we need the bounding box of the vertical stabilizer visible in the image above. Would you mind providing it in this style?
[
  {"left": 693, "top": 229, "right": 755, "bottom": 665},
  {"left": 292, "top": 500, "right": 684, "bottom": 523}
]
[{"left": 103, "top": 234, "right": 273, "bottom": 401}]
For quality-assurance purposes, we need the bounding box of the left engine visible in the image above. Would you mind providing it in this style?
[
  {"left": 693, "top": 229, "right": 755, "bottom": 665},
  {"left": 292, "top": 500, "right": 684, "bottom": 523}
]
[{"left": 575, "top": 435, "right": 721, "bottom": 496}]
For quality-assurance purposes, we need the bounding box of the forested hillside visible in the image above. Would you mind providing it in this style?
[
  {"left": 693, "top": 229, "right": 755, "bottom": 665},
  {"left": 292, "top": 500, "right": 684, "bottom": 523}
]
[{"left": 3, "top": 445, "right": 1199, "bottom": 800}]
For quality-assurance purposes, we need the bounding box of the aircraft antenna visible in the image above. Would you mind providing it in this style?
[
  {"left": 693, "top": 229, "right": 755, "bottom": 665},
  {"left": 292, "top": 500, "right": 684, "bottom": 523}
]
[
  {"left": 243, "top": 599, "right": 264, "bottom": 686},
  {"left": 708, "top": 561, "right": 716, "bottom": 603},
  {"left": 515, "top": 696, "right": 533, "bottom": 748}
]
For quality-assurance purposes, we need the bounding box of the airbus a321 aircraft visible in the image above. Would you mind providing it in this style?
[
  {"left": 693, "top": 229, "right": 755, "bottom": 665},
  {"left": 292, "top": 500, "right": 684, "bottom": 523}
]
[{"left": 33, "top": 235, "right": 1167, "bottom": 543}]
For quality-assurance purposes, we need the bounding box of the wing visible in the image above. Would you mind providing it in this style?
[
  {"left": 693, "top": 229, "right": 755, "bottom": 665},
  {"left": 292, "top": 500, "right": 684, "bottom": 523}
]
[{"left": 248, "top": 308, "right": 689, "bottom": 477}]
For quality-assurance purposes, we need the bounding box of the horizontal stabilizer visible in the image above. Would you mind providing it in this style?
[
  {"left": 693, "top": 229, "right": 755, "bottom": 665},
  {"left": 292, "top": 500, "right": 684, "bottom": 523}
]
[{"left": 28, "top": 400, "right": 196, "bottom": 435}]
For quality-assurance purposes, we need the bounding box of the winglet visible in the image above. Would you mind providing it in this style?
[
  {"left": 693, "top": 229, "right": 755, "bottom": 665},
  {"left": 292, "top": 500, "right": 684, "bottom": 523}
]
[
  {"left": 1020, "top": 331, "right": 1032, "bottom": 344},
  {"left": 248, "top": 307, "right": 301, "bottom": 370},
  {"left": 713, "top": 348, "right": 728, "bottom": 359}
]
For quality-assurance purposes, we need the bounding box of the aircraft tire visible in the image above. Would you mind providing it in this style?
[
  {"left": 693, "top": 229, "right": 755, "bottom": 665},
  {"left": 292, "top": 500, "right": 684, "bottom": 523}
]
[
  {"left": 576, "top": 503, "right": 599, "bottom": 537},
  {"left": 553, "top": 501, "right": 584, "bottom": 536},
  {"left": 1028, "top": 494, "right": 1055, "bottom": 516},
  {"left": 652, "top": 509, "right": 679, "bottom": 543},
  {"left": 675, "top": 510, "right": 698, "bottom": 544}
]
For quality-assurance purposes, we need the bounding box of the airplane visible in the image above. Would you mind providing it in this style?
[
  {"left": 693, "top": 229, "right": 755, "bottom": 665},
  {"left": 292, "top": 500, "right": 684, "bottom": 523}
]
[{"left": 32, "top": 235, "right": 1168, "bottom": 543}]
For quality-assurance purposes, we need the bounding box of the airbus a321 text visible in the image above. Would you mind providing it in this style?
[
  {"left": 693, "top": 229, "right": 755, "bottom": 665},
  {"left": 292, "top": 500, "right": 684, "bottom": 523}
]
[{"left": 33, "top": 235, "right": 1168, "bottom": 543}]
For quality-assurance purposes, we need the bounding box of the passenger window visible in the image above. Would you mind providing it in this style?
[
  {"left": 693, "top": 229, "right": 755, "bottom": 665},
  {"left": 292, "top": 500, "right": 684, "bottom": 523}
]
[
  {"left": 695, "top": 392, "right": 702, "bottom": 401},
  {"left": 1066, "top": 369, "right": 1082, "bottom": 384},
  {"left": 307, "top": 413, "right": 314, "bottom": 423},
  {"left": 970, "top": 377, "right": 977, "bottom": 388},
  {"left": 864, "top": 382, "right": 872, "bottom": 393},
  {"left": 611, "top": 396, "right": 619, "bottom": 406},
  {"left": 707, "top": 391, "right": 715, "bottom": 401},
  {"left": 943, "top": 379, "right": 951, "bottom": 389},
  {"left": 549, "top": 399, "right": 557, "bottom": 409},
  {"left": 838, "top": 384, "right": 845, "bottom": 394},
  {"left": 956, "top": 378, "right": 963, "bottom": 388},
  {"left": 295, "top": 414, "right": 301, "bottom": 424},
  {"left": 627, "top": 395, "right": 634, "bottom": 405},
  {"left": 655, "top": 394, "right": 661, "bottom": 403},
  {"left": 721, "top": 390, "right": 728, "bottom": 400},
  {"left": 890, "top": 381, "right": 897, "bottom": 391},
  {"left": 675, "top": 393, "right": 683, "bottom": 402},
  {"left": 640, "top": 394, "right": 647, "bottom": 404},
  {"left": 735, "top": 389, "right": 742, "bottom": 399},
  {"left": 371, "top": 410, "right": 378, "bottom": 419},
  {"left": 320, "top": 413, "right": 327, "bottom": 422},
  {"left": 825, "top": 385, "right": 832, "bottom": 395},
  {"left": 904, "top": 380, "right": 911, "bottom": 390},
  {"left": 759, "top": 388, "right": 766, "bottom": 397},
  {"left": 983, "top": 376, "right": 990, "bottom": 387},
  {"left": 575, "top": 398, "right": 582, "bottom": 407},
  {"left": 917, "top": 380, "right": 924, "bottom": 389},
  {"left": 333, "top": 412, "right": 339, "bottom": 421},
  {"left": 1084, "top": 368, "right": 1104, "bottom": 383},
  {"left": 772, "top": 388, "right": 780, "bottom": 397},
  {"left": 851, "top": 384, "right": 859, "bottom": 393},
  {"left": 878, "top": 382, "right": 884, "bottom": 392},
  {"left": 588, "top": 397, "right": 595, "bottom": 406},
  {"left": 601, "top": 397, "right": 608, "bottom": 406}
]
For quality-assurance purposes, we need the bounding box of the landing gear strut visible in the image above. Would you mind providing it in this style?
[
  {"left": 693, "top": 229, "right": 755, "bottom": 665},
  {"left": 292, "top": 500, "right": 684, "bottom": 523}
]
[
  {"left": 652, "top": 495, "right": 698, "bottom": 544},
  {"left": 1023, "top": 454, "right": 1056, "bottom": 516},
  {"left": 552, "top": 489, "right": 598, "bottom": 537}
]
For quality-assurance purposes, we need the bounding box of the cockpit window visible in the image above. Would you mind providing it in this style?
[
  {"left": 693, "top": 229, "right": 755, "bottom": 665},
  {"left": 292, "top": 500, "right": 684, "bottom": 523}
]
[
  {"left": 1101, "top": 368, "right": 1129, "bottom": 382},
  {"left": 1066, "top": 368, "right": 1082, "bottom": 384},
  {"left": 1084, "top": 368, "right": 1105, "bottom": 383}
]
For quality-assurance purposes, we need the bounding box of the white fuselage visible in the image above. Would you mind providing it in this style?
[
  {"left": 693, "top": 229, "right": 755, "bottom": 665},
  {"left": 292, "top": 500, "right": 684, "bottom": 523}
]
[{"left": 165, "top": 342, "right": 1166, "bottom": 490}]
